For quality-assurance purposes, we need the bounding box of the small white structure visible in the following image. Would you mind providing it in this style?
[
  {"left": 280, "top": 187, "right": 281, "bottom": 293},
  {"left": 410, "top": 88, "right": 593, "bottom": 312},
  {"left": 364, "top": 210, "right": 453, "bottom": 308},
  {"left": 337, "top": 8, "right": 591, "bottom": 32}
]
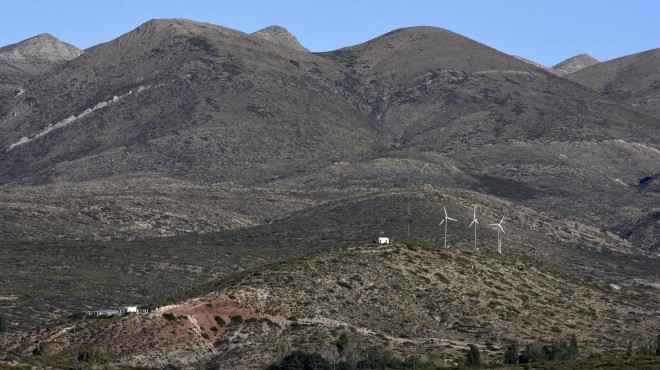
[
  {"left": 378, "top": 237, "right": 391, "bottom": 245},
  {"left": 120, "top": 306, "right": 138, "bottom": 314}
]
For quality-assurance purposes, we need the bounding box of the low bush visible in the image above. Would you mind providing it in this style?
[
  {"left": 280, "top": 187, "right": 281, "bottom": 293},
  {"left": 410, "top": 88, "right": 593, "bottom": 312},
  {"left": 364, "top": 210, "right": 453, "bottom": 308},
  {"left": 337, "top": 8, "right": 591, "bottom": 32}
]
[
  {"left": 230, "top": 315, "right": 243, "bottom": 325},
  {"left": 78, "top": 349, "right": 109, "bottom": 364}
]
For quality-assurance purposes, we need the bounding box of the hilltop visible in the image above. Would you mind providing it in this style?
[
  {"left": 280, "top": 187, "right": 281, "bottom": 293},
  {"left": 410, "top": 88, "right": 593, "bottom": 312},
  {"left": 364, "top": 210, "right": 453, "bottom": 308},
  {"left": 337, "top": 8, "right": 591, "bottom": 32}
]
[
  {"left": 552, "top": 53, "right": 599, "bottom": 76},
  {"left": 0, "top": 33, "right": 81, "bottom": 94},
  {"left": 251, "top": 25, "right": 309, "bottom": 51}
]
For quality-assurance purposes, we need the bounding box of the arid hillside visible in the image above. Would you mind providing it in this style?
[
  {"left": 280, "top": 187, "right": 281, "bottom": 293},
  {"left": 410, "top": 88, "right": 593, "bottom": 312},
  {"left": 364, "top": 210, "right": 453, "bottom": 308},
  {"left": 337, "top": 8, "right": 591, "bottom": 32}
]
[
  {"left": 0, "top": 19, "right": 658, "bottom": 369},
  {"left": 2, "top": 244, "right": 657, "bottom": 369}
]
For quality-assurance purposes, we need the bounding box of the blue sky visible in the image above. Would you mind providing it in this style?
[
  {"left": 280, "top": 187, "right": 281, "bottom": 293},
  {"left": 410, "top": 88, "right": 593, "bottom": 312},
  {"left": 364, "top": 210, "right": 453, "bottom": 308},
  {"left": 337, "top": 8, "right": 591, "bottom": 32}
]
[{"left": 3, "top": 0, "right": 659, "bottom": 66}]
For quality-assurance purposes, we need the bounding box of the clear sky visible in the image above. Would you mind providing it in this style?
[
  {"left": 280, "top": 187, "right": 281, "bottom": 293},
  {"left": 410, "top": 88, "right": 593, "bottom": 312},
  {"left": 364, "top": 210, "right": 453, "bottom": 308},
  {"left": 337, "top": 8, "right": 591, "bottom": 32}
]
[{"left": 3, "top": 0, "right": 659, "bottom": 66}]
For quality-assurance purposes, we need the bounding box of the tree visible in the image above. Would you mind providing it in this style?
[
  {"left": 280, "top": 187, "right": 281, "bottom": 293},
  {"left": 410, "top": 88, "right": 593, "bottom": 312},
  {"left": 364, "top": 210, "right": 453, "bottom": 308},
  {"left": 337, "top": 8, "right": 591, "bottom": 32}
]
[
  {"left": 336, "top": 333, "right": 350, "bottom": 358},
  {"left": 0, "top": 315, "right": 7, "bottom": 333},
  {"left": 504, "top": 341, "right": 518, "bottom": 365},
  {"left": 466, "top": 344, "right": 482, "bottom": 366},
  {"left": 519, "top": 341, "right": 545, "bottom": 364}
]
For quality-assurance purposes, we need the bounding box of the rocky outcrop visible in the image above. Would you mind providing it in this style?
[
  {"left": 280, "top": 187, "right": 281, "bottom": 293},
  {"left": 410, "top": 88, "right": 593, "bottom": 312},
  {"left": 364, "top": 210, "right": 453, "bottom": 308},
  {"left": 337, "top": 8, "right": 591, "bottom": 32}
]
[
  {"left": 552, "top": 53, "right": 599, "bottom": 75},
  {"left": 251, "top": 25, "right": 308, "bottom": 51}
]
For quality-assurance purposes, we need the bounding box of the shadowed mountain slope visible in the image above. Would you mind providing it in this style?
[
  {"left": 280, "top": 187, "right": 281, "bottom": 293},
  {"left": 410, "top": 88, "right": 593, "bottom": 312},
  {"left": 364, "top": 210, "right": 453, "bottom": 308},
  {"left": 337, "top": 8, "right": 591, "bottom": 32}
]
[
  {"left": 0, "top": 19, "right": 378, "bottom": 186},
  {"left": 567, "top": 48, "right": 660, "bottom": 117}
]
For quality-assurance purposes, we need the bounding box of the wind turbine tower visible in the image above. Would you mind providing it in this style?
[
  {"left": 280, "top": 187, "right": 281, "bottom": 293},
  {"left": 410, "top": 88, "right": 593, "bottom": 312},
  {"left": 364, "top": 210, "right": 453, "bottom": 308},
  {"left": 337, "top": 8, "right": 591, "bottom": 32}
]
[
  {"left": 439, "top": 206, "right": 457, "bottom": 248},
  {"left": 468, "top": 207, "right": 479, "bottom": 249},
  {"left": 490, "top": 216, "right": 506, "bottom": 253}
]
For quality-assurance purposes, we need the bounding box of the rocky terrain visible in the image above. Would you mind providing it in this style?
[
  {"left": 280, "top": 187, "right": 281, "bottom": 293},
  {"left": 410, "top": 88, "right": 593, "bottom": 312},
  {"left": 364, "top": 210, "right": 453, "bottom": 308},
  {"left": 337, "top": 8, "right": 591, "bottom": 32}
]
[
  {"left": 0, "top": 33, "right": 81, "bottom": 94},
  {"left": 251, "top": 25, "right": 309, "bottom": 52},
  {"left": 1, "top": 245, "right": 657, "bottom": 369},
  {"left": 552, "top": 53, "right": 599, "bottom": 76},
  {"left": 567, "top": 48, "right": 660, "bottom": 117},
  {"left": 0, "top": 18, "right": 658, "bottom": 369}
]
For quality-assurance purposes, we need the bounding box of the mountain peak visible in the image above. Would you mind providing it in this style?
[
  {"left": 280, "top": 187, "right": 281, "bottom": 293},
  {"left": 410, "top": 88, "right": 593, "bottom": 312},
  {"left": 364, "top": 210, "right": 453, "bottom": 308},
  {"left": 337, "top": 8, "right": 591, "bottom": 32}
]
[
  {"left": 251, "top": 25, "right": 308, "bottom": 52},
  {"left": 0, "top": 32, "right": 82, "bottom": 63},
  {"left": 552, "top": 53, "right": 599, "bottom": 75}
]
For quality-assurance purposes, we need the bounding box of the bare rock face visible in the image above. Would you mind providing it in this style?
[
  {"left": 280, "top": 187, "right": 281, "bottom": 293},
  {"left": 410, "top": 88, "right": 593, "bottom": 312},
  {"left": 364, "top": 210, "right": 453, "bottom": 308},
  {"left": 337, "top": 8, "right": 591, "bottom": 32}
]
[
  {"left": 251, "top": 25, "right": 308, "bottom": 52},
  {"left": 552, "top": 53, "right": 599, "bottom": 76}
]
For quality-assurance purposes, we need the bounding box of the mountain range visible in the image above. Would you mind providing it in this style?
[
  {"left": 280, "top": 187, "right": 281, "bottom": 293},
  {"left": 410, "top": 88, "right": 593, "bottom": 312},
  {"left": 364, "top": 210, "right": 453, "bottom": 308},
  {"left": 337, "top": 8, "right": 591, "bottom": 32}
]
[{"left": 0, "top": 19, "right": 657, "bottom": 369}]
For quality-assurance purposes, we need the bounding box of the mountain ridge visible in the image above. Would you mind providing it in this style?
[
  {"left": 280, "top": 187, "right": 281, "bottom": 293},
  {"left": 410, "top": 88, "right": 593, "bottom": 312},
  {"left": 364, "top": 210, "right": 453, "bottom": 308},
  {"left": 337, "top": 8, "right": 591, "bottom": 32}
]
[{"left": 566, "top": 48, "right": 660, "bottom": 117}]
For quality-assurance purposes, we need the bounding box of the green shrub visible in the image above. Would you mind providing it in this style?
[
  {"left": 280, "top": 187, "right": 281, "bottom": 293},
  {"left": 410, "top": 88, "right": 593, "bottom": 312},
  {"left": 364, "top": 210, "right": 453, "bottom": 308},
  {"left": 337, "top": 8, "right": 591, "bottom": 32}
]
[
  {"left": 0, "top": 315, "right": 7, "bottom": 333},
  {"left": 32, "top": 342, "right": 49, "bottom": 356},
  {"left": 162, "top": 312, "right": 177, "bottom": 321},
  {"left": 336, "top": 333, "right": 349, "bottom": 358},
  {"left": 214, "top": 316, "right": 225, "bottom": 327},
  {"left": 519, "top": 341, "right": 545, "bottom": 363},
  {"left": 230, "top": 315, "right": 243, "bottom": 325},
  {"left": 466, "top": 344, "right": 482, "bottom": 366},
  {"left": 201, "top": 332, "right": 211, "bottom": 340},
  {"left": 77, "top": 349, "right": 109, "bottom": 364},
  {"left": 504, "top": 341, "right": 518, "bottom": 365}
]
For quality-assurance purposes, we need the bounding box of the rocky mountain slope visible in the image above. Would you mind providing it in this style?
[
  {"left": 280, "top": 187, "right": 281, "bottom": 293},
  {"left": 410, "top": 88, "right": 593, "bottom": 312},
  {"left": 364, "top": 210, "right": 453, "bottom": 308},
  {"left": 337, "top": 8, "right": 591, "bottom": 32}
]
[
  {"left": 0, "top": 20, "right": 657, "bottom": 251},
  {"left": 2, "top": 245, "right": 657, "bottom": 369},
  {"left": 567, "top": 48, "right": 660, "bottom": 117},
  {"left": 0, "top": 33, "right": 81, "bottom": 94},
  {"left": 0, "top": 19, "right": 658, "bottom": 363},
  {"left": 552, "top": 53, "right": 599, "bottom": 76}
]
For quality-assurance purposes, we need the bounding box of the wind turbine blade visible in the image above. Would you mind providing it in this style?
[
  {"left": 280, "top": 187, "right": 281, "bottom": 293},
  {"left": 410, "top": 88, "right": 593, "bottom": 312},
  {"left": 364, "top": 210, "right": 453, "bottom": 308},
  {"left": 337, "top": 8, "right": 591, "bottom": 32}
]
[
  {"left": 448, "top": 217, "right": 457, "bottom": 221},
  {"left": 439, "top": 219, "right": 445, "bottom": 226},
  {"left": 469, "top": 220, "right": 475, "bottom": 227},
  {"left": 474, "top": 220, "right": 479, "bottom": 224},
  {"left": 499, "top": 216, "right": 505, "bottom": 224},
  {"left": 498, "top": 225, "right": 505, "bottom": 233},
  {"left": 444, "top": 206, "right": 448, "bottom": 218},
  {"left": 489, "top": 223, "right": 498, "bottom": 226}
]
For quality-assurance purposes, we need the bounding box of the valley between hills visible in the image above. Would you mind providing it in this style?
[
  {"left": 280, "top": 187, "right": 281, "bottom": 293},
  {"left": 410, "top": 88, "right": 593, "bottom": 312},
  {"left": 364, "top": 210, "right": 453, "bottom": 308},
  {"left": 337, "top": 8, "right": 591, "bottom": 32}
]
[{"left": 0, "top": 18, "right": 658, "bottom": 369}]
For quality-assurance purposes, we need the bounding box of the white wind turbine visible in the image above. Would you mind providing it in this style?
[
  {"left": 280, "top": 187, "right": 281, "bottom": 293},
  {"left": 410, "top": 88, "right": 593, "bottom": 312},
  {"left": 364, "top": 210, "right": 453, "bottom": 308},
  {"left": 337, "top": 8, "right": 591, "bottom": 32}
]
[
  {"left": 490, "top": 216, "right": 505, "bottom": 253},
  {"left": 468, "top": 207, "right": 479, "bottom": 249},
  {"left": 439, "top": 206, "right": 457, "bottom": 248}
]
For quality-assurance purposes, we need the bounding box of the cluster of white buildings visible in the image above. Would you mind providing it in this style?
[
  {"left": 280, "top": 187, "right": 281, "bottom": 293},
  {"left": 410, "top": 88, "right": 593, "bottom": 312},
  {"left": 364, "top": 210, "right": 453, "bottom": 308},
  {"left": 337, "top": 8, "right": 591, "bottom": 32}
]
[{"left": 86, "top": 306, "right": 154, "bottom": 316}]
